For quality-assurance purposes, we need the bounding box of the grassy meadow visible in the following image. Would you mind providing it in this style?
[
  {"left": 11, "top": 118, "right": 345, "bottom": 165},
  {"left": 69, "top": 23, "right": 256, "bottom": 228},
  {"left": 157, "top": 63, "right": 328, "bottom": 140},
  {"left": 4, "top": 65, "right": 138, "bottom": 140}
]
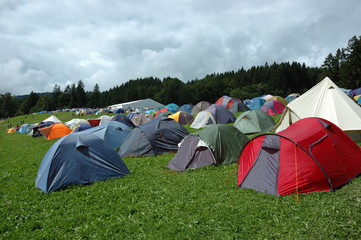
[{"left": 1, "top": 112, "right": 361, "bottom": 239}]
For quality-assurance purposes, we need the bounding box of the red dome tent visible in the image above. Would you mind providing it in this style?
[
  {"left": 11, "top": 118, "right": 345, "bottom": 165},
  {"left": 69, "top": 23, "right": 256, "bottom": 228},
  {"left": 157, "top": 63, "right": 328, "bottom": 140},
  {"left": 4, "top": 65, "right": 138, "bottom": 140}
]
[
  {"left": 260, "top": 100, "right": 285, "bottom": 116},
  {"left": 215, "top": 96, "right": 242, "bottom": 109},
  {"left": 237, "top": 117, "right": 361, "bottom": 196}
]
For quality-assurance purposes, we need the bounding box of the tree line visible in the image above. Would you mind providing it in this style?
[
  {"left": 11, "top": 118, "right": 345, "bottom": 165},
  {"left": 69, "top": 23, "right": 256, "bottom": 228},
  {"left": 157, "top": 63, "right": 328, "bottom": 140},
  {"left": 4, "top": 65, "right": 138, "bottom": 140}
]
[{"left": 1, "top": 35, "right": 360, "bottom": 118}]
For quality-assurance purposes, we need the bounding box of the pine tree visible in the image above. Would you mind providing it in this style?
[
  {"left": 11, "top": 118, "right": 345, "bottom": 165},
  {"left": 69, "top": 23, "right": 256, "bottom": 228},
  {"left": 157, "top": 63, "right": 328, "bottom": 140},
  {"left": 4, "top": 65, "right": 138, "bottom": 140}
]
[
  {"left": 25, "top": 91, "right": 39, "bottom": 114},
  {"left": 69, "top": 84, "right": 77, "bottom": 108},
  {"left": 341, "top": 35, "right": 361, "bottom": 88},
  {"left": 59, "top": 85, "right": 71, "bottom": 108},
  {"left": 76, "top": 80, "right": 86, "bottom": 107},
  {"left": 51, "top": 84, "right": 61, "bottom": 110},
  {"left": 91, "top": 83, "right": 100, "bottom": 108}
]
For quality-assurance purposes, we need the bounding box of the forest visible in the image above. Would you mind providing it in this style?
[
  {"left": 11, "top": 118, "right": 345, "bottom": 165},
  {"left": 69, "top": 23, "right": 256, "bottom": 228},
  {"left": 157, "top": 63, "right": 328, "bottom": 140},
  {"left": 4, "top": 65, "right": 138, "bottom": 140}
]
[{"left": 0, "top": 35, "right": 360, "bottom": 118}]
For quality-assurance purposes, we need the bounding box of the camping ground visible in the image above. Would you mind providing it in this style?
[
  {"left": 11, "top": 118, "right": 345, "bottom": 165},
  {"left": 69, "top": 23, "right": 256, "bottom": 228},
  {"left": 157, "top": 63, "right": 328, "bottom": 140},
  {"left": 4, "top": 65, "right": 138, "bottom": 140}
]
[{"left": 1, "top": 113, "right": 361, "bottom": 239}]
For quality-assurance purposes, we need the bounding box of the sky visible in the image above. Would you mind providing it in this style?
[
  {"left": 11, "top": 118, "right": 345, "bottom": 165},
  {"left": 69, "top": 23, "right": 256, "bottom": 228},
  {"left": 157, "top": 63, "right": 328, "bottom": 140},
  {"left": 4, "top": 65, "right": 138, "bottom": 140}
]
[{"left": 0, "top": 0, "right": 360, "bottom": 95}]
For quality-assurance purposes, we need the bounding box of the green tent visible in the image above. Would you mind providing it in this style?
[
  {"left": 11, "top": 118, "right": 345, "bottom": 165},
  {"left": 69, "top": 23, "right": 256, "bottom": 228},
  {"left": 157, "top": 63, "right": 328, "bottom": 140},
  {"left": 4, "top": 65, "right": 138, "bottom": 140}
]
[
  {"left": 233, "top": 109, "right": 275, "bottom": 134},
  {"left": 167, "top": 124, "right": 249, "bottom": 171}
]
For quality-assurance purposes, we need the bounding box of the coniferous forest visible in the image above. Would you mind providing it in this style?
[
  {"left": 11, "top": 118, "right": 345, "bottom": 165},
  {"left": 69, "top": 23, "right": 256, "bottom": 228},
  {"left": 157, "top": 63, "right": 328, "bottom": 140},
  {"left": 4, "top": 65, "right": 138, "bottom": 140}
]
[{"left": 1, "top": 35, "right": 360, "bottom": 118}]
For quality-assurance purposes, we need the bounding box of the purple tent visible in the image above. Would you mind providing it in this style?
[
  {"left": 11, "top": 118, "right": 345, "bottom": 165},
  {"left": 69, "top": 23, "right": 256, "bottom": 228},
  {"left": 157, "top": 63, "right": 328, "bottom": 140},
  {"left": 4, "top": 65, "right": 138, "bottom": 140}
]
[{"left": 348, "top": 87, "right": 361, "bottom": 97}]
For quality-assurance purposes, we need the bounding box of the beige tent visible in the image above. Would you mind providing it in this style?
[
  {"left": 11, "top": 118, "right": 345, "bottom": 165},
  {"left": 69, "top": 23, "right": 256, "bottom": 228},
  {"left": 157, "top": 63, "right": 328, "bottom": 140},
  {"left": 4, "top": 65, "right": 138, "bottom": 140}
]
[
  {"left": 288, "top": 93, "right": 300, "bottom": 97},
  {"left": 276, "top": 77, "right": 361, "bottom": 142},
  {"left": 43, "top": 115, "right": 62, "bottom": 123},
  {"left": 261, "top": 94, "right": 273, "bottom": 100},
  {"left": 266, "top": 96, "right": 288, "bottom": 107},
  {"left": 99, "top": 115, "right": 112, "bottom": 125},
  {"left": 131, "top": 113, "right": 154, "bottom": 126},
  {"left": 65, "top": 118, "right": 90, "bottom": 130}
]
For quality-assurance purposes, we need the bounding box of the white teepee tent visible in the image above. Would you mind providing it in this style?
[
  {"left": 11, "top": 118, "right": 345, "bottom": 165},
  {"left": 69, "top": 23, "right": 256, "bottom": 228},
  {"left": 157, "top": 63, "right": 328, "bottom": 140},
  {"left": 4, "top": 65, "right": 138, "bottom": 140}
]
[
  {"left": 276, "top": 77, "right": 361, "bottom": 141},
  {"left": 43, "top": 115, "right": 62, "bottom": 123}
]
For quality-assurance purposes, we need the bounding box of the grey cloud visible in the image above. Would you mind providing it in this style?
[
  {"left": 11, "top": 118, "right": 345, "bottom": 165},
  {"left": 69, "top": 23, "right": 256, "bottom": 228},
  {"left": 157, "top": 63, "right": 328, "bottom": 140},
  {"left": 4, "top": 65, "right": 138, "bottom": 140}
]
[{"left": 0, "top": 0, "right": 360, "bottom": 95}]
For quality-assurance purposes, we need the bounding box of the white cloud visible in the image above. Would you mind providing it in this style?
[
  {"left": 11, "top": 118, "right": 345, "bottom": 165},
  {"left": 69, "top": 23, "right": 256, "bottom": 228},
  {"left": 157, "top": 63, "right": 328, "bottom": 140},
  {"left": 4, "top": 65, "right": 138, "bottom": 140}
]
[{"left": 0, "top": 58, "right": 48, "bottom": 94}]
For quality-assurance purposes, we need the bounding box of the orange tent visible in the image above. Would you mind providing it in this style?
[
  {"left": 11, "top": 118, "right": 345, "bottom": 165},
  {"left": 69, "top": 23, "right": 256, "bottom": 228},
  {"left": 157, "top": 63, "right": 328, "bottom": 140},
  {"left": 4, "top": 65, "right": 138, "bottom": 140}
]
[
  {"left": 7, "top": 128, "right": 17, "bottom": 133},
  {"left": 39, "top": 123, "right": 71, "bottom": 140}
]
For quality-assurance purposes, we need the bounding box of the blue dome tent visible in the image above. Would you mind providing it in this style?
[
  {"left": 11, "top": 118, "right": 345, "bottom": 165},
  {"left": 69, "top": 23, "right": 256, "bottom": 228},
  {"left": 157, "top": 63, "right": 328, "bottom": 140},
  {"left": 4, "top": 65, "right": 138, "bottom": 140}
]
[
  {"left": 82, "top": 121, "right": 131, "bottom": 149},
  {"left": 35, "top": 132, "right": 130, "bottom": 193}
]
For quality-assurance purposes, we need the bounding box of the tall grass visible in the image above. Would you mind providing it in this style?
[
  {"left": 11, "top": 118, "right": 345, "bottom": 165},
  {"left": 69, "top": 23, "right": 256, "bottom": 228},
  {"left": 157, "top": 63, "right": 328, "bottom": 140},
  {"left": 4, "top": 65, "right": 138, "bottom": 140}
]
[{"left": 1, "top": 113, "right": 361, "bottom": 239}]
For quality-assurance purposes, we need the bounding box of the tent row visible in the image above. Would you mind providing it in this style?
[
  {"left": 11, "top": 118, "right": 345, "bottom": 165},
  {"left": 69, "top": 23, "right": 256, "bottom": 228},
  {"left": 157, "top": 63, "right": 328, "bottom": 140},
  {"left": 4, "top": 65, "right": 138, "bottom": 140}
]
[
  {"left": 167, "top": 125, "right": 249, "bottom": 171},
  {"left": 20, "top": 76, "right": 361, "bottom": 197},
  {"left": 35, "top": 117, "right": 190, "bottom": 193},
  {"left": 38, "top": 116, "right": 361, "bottom": 195},
  {"left": 167, "top": 117, "right": 361, "bottom": 197}
]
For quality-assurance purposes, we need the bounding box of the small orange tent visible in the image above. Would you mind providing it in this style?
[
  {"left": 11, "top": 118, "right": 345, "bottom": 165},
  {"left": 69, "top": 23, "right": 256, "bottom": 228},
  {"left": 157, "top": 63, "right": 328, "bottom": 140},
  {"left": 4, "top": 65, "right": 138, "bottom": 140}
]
[
  {"left": 7, "top": 128, "right": 17, "bottom": 133},
  {"left": 39, "top": 123, "right": 71, "bottom": 140}
]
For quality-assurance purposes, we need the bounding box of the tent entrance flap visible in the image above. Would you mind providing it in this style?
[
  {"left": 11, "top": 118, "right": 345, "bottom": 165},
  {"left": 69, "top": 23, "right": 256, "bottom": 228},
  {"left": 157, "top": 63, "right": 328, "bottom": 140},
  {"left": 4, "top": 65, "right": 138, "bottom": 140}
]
[
  {"left": 186, "top": 146, "right": 215, "bottom": 170},
  {"left": 241, "top": 135, "right": 281, "bottom": 196},
  {"left": 166, "top": 136, "right": 215, "bottom": 171}
]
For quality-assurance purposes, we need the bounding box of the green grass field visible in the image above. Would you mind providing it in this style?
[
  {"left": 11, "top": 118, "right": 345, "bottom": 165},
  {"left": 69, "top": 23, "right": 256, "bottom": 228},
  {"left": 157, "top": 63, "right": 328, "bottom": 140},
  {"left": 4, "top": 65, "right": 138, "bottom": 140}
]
[{"left": 1, "top": 113, "right": 361, "bottom": 239}]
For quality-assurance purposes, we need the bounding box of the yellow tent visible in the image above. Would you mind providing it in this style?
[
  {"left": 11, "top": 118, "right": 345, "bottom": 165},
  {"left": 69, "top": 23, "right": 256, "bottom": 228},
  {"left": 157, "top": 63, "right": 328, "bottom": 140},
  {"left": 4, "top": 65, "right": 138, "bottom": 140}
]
[
  {"left": 354, "top": 95, "right": 361, "bottom": 101},
  {"left": 168, "top": 111, "right": 194, "bottom": 125}
]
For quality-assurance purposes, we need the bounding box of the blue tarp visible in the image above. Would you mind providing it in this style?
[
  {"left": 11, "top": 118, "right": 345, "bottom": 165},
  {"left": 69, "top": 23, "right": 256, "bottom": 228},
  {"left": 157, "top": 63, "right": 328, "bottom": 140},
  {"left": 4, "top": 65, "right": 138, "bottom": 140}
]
[{"left": 35, "top": 132, "right": 130, "bottom": 193}]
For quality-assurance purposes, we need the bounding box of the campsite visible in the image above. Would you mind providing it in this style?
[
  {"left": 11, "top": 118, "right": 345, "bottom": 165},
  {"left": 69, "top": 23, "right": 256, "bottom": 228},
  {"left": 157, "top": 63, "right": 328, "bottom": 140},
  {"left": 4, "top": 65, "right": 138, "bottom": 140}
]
[
  {"left": 1, "top": 0, "right": 361, "bottom": 237},
  {"left": 1, "top": 92, "right": 361, "bottom": 239}
]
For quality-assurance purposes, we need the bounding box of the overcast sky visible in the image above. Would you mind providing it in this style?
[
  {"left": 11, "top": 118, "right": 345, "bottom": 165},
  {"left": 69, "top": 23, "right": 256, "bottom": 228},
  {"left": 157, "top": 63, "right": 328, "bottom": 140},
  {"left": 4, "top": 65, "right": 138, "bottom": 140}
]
[{"left": 0, "top": 0, "right": 360, "bottom": 95}]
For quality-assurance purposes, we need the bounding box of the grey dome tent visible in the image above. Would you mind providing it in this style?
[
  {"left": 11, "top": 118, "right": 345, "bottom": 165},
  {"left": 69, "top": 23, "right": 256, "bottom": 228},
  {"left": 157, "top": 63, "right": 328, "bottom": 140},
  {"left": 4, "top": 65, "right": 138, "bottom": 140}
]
[
  {"left": 229, "top": 102, "right": 250, "bottom": 113},
  {"left": 35, "top": 132, "right": 130, "bottom": 193},
  {"left": 18, "top": 124, "right": 30, "bottom": 134},
  {"left": 191, "top": 104, "right": 236, "bottom": 129},
  {"left": 131, "top": 112, "right": 154, "bottom": 126},
  {"left": 233, "top": 110, "right": 275, "bottom": 134},
  {"left": 81, "top": 121, "right": 131, "bottom": 149},
  {"left": 190, "top": 111, "right": 216, "bottom": 129},
  {"left": 191, "top": 101, "right": 211, "bottom": 115},
  {"left": 111, "top": 114, "right": 135, "bottom": 128},
  {"left": 167, "top": 125, "right": 249, "bottom": 171},
  {"left": 24, "top": 124, "right": 35, "bottom": 135},
  {"left": 206, "top": 104, "right": 236, "bottom": 124},
  {"left": 178, "top": 104, "right": 193, "bottom": 114},
  {"left": 118, "top": 117, "right": 189, "bottom": 157}
]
